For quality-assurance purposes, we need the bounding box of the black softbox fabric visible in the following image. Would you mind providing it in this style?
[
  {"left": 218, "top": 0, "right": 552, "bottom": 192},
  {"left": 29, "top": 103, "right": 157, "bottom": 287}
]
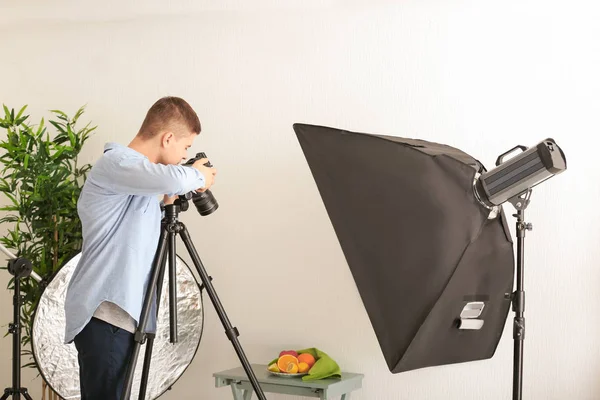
[{"left": 293, "top": 123, "right": 515, "bottom": 373}]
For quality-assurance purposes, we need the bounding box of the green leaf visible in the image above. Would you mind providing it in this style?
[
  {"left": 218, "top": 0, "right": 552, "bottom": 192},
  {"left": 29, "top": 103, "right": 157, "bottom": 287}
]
[
  {"left": 0, "top": 177, "right": 11, "bottom": 191},
  {"left": 15, "top": 116, "right": 28, "bottom": 126},
  {"left": 35, "top": 118, "right": 45, "bottom": 136},
  {"left": 15, "top": 105, "right": 27, "bottom": 119},
  {"left": 51, "top": 147, "right": 66, "bottom": 160},
  {"left": 3, "top": 105, "right": 10, "bottom": 120},
  {"left": 49, "top": 109, "right": 68, "bottom": 120},
  {"left": 67, "top": 124, "right": 75, "bottom": 146},
  {"left": 72, "top": 105, "right": 86, "bottom": 124},
  {"left": 3, "top": 192, "right": 18, "bottom": 206},
  {"left": 0, "top": 216, "right": 20, "bottom": 224},
  {"left": 23, "top": 154, "right": 29, "bottom": 169},
  {"left": 49, "top": 120, "right": 66, "bottom": 135},
  {"left": 80, "top": 123, "right": 97, "bottom": 142}
]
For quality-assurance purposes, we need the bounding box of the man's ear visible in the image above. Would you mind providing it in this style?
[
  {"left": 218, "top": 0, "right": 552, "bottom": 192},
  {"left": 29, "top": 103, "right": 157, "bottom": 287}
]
[{"left": 161, "top": 131, "right": 175, "bottom": 147}]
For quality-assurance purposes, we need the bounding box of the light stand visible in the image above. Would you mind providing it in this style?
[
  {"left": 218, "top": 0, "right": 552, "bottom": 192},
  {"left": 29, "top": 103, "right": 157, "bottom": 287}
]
[
  {"left": 475, "top": 138, "right": 566, "bottom": 400},
  {"left": 121, "top": 197, "right": 267, "bottom": 400},
  {"left": 507, "top": 189, "right": 532, "bottom": 400},
  {"left": 1, "top": 257, "right": 34, "bottom": 400}
]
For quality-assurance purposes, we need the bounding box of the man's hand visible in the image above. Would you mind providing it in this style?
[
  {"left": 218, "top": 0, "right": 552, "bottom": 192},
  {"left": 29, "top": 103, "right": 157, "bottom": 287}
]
[
  {"left": 163, "top": 194, "right": 178, "bottom": 205},
  {"left": 192, "top": 158, "right": 217, "bottom": 192}
]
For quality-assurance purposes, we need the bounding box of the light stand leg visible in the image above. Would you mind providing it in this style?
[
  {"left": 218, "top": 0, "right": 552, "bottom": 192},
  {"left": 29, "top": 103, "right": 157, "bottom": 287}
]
[
  {"left": 12, "top": 273, "right": 22, "bottom": 399},
  {"left": 179, "top": 225, "right": 267, "bottom": 400},
  {"left": 512, "top": 209, "right": 525, "bottom": 400},
  {"left": 509, "top": 190, "right": 532, "bottom": 400},
  {"left": 2, "top": 258, "right": 34, "bottom": 400}
]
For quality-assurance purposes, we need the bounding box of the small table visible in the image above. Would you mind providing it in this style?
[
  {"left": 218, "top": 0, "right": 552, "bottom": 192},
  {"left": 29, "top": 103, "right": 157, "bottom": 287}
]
[{"left": 214, "top": 364, "right": 364, "bottom": 399}]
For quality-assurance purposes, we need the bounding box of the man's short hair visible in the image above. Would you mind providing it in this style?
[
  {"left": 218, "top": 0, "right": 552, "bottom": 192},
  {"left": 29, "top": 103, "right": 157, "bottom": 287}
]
[{"left": 137, "top": 96, "right": 201, "bottom": 139}]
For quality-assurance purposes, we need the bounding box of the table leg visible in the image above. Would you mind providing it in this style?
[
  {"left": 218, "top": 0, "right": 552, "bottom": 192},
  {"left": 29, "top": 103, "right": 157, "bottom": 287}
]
[
  {"left": 230, "top": 383, "right": 254, "bottom": 400},
  {"left": 230, "top": 383, "right": 244, "bottom": 400}
]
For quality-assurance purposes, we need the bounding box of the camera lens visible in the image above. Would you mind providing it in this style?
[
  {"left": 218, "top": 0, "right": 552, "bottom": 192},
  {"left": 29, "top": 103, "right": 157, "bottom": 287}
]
[{"left": 192, "top": 189, "right": 219, "bottom": 216}]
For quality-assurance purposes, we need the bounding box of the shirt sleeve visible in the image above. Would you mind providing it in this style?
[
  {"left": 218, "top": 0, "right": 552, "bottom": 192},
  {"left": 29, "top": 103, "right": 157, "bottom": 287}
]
[{"left": 92, "top": 154, "right": 206, "bottom": 196}]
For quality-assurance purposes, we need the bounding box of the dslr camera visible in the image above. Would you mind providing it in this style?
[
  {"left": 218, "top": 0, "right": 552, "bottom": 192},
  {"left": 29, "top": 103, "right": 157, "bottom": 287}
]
[{"left": 182, "top": 152, "right": 219, "bottom": 216}]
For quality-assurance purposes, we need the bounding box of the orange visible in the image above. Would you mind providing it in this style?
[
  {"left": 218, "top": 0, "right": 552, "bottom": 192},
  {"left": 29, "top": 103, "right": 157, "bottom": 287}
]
[
  {"left": 277, "top": 354, "right": 299, "bottom": 373},
  {"left": 297, "top": 353, "right": 316, "bottom": 368},
  {"left": 298, "top": 362, "right": 310, "bottom": 373}
]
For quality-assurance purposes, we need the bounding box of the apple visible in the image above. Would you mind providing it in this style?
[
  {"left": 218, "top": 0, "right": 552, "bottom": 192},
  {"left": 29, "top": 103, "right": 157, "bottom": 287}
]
[{"left": 279, "top": 350, "right": 298, "bottom": 358}]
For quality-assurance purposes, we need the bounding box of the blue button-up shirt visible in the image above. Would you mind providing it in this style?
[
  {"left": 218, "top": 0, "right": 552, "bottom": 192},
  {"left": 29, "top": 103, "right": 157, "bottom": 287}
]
[{"left": 63, "top": 142, "right": 205, "bottom": 343}]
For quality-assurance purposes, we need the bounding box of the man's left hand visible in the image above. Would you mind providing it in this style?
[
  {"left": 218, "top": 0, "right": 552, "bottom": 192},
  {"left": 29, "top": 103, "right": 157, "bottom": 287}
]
[{"left": 163, "top": 194, "right": 178, "bottom": 205}]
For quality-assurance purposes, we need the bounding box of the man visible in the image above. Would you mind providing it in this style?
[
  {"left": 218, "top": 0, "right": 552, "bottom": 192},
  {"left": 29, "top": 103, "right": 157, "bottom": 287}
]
[{"left": 63, "top": 96, "right": 216, "bottom": 399}]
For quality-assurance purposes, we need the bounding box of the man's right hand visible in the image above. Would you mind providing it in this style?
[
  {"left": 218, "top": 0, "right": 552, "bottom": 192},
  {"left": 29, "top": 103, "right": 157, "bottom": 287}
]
[{"left": 192, "top": 158, "right": 217, "bottom": 192}]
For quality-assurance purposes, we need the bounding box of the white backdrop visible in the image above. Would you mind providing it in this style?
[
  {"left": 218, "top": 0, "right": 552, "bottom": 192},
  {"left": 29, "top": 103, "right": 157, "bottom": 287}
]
[{"left": 1, "top": 1, "right": 599, "bottom": 399}]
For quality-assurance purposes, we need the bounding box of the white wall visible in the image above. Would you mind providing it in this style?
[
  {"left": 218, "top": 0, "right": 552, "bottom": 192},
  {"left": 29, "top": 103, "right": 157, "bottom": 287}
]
[{"left": 1, "top": 1, "right": 599, "bottom": 399}]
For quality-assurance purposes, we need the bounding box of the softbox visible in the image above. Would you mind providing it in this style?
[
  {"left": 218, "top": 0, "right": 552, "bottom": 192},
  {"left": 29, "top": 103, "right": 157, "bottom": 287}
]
[{"left": 293, "top": 123, "right": 515, "bottom": 374}]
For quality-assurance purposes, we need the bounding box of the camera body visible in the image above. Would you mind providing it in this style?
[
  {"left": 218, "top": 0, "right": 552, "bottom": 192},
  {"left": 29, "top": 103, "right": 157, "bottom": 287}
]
[{"left": 183, "top": 152, "right": 219, "bottom": 216}]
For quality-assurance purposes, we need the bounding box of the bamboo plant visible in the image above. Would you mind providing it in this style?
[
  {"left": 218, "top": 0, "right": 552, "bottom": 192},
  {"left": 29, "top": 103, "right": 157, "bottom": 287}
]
[{"left": 0, "top": 104, "right": 95, "bottom": 383}]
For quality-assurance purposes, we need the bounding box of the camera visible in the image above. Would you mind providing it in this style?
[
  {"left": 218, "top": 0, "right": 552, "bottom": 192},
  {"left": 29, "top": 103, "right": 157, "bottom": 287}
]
[{"left": 183, "top": 152, "right": 219, "bottom": 216}]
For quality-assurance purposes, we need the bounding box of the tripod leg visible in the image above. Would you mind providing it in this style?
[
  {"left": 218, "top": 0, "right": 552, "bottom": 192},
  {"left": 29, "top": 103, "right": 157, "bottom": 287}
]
[
  {"left": 137, "top": 333, "right": 155, "bottom": 400},
  {"left": 21, "top": 389, "right": 33, "bottom": 400},
  {"left": 179, "top": 225, "right": 267, "bottom": 400},
  {"left": 138, "top": 248, "right": 169, "bottom": 400},
  {"left": 121, "top": 228, "right": 169, "bottom": 400},
  {"left": 0, "top": 390, "right": 9, "bottom": 400},
  {"left": 168, "top": 228, "right": 178, "bottom": 343}
]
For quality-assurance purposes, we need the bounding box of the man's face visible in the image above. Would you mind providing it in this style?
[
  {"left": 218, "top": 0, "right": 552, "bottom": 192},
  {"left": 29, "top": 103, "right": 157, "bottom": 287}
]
[{"left": 159, "top": 130, "right": 197, "bottom": 165}]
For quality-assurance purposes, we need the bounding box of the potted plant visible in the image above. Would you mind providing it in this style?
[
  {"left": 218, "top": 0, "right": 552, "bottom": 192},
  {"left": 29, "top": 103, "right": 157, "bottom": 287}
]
[{"left": 0, "top": 104, "right": 95, "bottom": 398}]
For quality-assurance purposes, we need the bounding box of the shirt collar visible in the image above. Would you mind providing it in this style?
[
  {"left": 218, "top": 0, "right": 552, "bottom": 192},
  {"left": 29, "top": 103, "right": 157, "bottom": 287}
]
[{"left": 103, "top": 142, "right": 145, "bottom": 159}]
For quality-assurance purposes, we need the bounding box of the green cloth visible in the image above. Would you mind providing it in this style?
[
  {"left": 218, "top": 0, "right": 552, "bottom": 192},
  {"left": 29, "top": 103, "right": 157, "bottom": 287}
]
[{"left": 268, "top": 347, "right": 342, "bottom": 381}]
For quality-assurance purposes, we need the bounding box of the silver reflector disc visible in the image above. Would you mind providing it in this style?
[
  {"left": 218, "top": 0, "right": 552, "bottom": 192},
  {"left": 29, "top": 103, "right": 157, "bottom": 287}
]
[{"left": 31, "top": 252, "right": 203, "bottom": 399}]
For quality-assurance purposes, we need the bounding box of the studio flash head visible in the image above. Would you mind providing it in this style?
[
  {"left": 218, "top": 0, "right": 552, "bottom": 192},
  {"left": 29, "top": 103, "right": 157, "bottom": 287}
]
[{"left": 474, "top": 139, "right": 567, "bottom": 208}]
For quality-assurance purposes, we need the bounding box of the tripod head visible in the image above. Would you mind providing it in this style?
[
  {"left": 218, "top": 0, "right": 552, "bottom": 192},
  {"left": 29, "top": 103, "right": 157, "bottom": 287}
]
[
  {"left": 160, "top": 195, "right": 199, "bottom": 217},
  {"left": 7, "top": 258, "right": 32, "bottom": 280},
  {"left": 174, "top": 195, "right": 192, "bottom": 213}
]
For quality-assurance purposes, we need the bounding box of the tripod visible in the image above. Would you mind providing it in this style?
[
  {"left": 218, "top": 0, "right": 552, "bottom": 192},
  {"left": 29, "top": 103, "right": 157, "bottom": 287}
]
[
  {"left": 1, "top": 257, "right": 34, "bottom": 400},
  {"left": 507, "top": 189, "right": 533, "bottom": 400},
  {"left": 121, "top": 197, "right": 267, "bottom": 400}
]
